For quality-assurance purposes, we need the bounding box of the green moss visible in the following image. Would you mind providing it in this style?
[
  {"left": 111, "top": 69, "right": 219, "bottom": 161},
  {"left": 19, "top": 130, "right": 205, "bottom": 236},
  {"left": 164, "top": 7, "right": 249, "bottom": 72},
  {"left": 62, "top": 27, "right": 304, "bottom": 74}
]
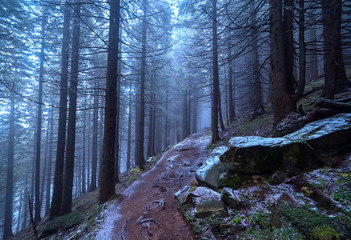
[
  {"left": 42, "top": 210, "right": 84, "bottom": 237},
  {"left": 310, "top": 225, "right": 341, "bottom": 240},
  {"left": 218, "top": 173, "right": 251, "bottom": 188},
  {"left": 272, "top": 227, "right": 304, "bottom": 240},
  {"left": 280, "top": 203, "right": 332, "bottom": 234},
  {"left": 236, "top": 114, "right": 273, "bottom": 135}
]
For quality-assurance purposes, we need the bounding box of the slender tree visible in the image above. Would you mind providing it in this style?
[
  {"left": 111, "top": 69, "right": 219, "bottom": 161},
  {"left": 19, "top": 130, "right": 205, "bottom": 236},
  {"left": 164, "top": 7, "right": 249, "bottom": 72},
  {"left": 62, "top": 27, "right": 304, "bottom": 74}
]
[
  {"left": 61, "top": 1, "right": 81, "bottom": 215},
  {"left": 50, "top": 1, "right": 71, "bottom": 218},
  {"left": 99, "top": 0, "right": 121, "bottom": 204},
  {"left": 135, "top": 0, "right": 147, "bottom": 169},
  {"left": 211, "top": 0, "right": 220, "bottom": 143},
  {"left": 3, "top": 94, "right": 15, "bottom": 240}
]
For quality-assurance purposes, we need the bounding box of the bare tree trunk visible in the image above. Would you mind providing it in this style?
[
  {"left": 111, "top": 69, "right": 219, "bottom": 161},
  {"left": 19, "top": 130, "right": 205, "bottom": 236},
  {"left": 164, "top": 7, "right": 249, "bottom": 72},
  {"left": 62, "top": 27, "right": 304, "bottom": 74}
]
[
  {"left": 322, "top": 0, "right": 349, "bottom": 99},
  {"left": 61, "top": 2, "right": 81, "bottom": 215},
  {"left": 293, "top": 0, "right": 306, "bottom": 101},
  {"left": 251, "top": 1, "right": 265, "bottom": 119},
  {"left": 99, "top": 0, "right": 121, "bottom": 204},
  {"left": 135, "top": 0, "right": 147, "bottom": 169},
  {"left": 269, "top": 0, "right": 296, "bottom": 124},
  {"left": 218, "top": 89, "right": 225, "bottom": 131},
  {"left": 3, "top": 94, "right": 15, "bottom": 239},
  {"left": 90, "top": 82, "right": 98, "bottom": 192},
  {"left": 82, "top": 96, "right": 87, "bottom": 194},
  {"left": 50, "top": 2, "right": 71, "bottom": 218},
  {"left": 164, "top": 85, "right": 169, "bottom": 147},
  {"left": 211, "top": 0, "right": 220, "bottom": 143},
  {"left": 45, "top": 107, "right": 54, "bottom": 216},
  {"left": 283, "top": 0, "right": 296, "bottom": 96},
  {"left": 309, "top": 24, "right": 318, "bottom": 82},
  {"left": 34, "top": 9, "right": 47, "bottom": 222},
  {"left": 114, "top": 36, "right": 122, "bottom": 184},
  {"left": 227, "top": 43, "right": 235, "bottom": 123},
  {"left": 126, "top": 79, "right": 132, "bottom": 171}
]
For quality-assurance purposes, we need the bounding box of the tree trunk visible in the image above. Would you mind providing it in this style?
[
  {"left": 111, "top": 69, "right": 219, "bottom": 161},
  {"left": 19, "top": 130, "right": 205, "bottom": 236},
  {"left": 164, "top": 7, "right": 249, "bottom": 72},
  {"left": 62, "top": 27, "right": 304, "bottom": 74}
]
[
  {"left": 3, "top": 94, "right": 15, "bottom": 239},
  {"left": 90, "top": 82, "right": 98, "bottom": 192},
  {"left": 269, "top": 0, "right": 296, "bottom": 124},
  {"left": 309, "top": 24, "right": 318, "bottom": 82},
  {"left": 135, "top": 0, "right": 147, "bottom": 170},
  {"left": 322, "top": 0, "right": 349, "bottom": 99},
  {"left": 60, "top": 2, "right": 81, "bottom": 215},
  {"left": 218, "top": 88, "right": 225, "bottom": 131},
  {"left": 293, "top": 0, "right": 306, "bottom": 101},
  {"left": 164, "top": 85, "right": 169, "bottom": 147},
  {"left": 211, "top": 0, "right": 220, "bottom": 143},
  {"left": 34, "top": 9, "right": 47, "bottom": 222},
  {"left": 45, "top": 107, "right": 54, "bottom": 216},
  {"left": 81, "top": 96, "right": 86, "bottom": 194},
  {"left": 40, "top": 107, "right": 50, "bottom": 216},
  {"left": 50, "top": 2, "right": 71, "bottom": 218},
  {"left": 183, "top": 89, "right": 188, "bottom": 139},
  {"left": 283, "top": 0, "right": 295, "bottom": 96},
  {"left": 126, "top": 79, "right": 132, "bottom": 171},
  {"left": 227, "top": 43, "right": 235, "bottom": 122},
  {"left": 99, "top": 0, "right": 121, "bottom": 204},
  {"left": 251, "top": 1, "right": 265, "bottom": 119},
  {"left": 114, "top": 35, "right": 122, "bottom": 184}
]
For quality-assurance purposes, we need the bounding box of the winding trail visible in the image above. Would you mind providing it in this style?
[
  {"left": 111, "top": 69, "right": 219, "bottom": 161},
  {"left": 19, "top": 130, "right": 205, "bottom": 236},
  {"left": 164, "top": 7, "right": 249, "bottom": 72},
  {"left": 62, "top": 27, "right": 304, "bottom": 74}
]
[{"left": 93, "top": 132, "right": 211, "bottom": 240}]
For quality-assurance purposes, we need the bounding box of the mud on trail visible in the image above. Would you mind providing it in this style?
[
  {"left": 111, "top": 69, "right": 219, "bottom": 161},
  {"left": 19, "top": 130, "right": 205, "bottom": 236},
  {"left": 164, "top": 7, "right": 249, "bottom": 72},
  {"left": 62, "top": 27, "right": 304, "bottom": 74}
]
[{"left": 93, "top": 132, "right": 211, "bottom": 240}]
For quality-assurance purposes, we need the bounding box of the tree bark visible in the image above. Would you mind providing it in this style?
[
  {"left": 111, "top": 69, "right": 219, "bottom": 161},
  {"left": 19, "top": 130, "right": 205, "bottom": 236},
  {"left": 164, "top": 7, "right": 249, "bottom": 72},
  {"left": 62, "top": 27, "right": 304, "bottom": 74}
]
[
  {"left": 45, "top": 107, "right": 54, "bottom": 216},
  {"left": 322, "top": 0, "right": 349, "bottom": 99},
  {"left": 293, "top": 0, "right": 306, "bottom": 101},
  {"left": 283, "top": 0, "right": 295, "bottom": 96},
  {"left": 81, "top": 96, "right": 87, "bottom": 194},
  {"left": 34, "top": 8, "right": 47, "bottom": 222},
  {"left": 135, "top": 0, "right": 147, "bottom": 170},
  {"left": 50, "top": 2, "right": 71, "bottom": 218},
  {"left": 90, "top": 82, "right": 98, "bottom": 192},
  {"left": 211, "top": 0, "right": 220, "bottom": 143},
  {"left": 3, "top": 94, "right": 15, "bottom": 239},
  {"left": 61, "top": 1, "right": 81, "bottom": 215},
  {"left": 99, "top": 0, "right": 121, "bottom": 204},
  {"left": 227, "top": 43, "right": 235, "bottom": 123},
  {"left": 269, "top": 0, "right": 296, "bottom": 124},
  {"left": 251, "top": 1, "right": 265, "bottom": 119},
  {"left": 126, "top": 79, "right": 132, "bottom": 171}
]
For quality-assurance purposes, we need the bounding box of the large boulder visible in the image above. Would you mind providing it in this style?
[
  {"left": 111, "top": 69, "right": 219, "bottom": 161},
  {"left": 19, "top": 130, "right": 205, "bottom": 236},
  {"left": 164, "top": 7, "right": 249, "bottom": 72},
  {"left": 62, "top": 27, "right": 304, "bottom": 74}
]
[
  {"left": 220, "top": 114, "right": 351, "bottom": 175},
  {"left": 220, "top": 136, "right": 322, "bottom": 175},
  {"left": 285, "top": 113, "right": 351, "bottom": 157},
  {"left": 195, "top": 146, "right": 228, "bottom": 188}
]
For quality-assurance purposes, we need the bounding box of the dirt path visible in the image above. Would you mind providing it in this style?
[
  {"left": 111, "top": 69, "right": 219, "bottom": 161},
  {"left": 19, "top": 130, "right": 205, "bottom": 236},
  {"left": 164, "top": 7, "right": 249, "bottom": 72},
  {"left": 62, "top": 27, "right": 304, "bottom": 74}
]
[{"left": 93, "top": 132, "right": 211, "bottom": 240}]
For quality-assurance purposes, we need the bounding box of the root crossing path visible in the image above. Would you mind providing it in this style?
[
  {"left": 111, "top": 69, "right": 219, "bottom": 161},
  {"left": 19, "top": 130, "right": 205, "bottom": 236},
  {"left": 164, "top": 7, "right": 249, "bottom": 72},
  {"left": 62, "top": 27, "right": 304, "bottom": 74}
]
[{"left": 93, "top": 132, "right": 211, "bottom": 240}]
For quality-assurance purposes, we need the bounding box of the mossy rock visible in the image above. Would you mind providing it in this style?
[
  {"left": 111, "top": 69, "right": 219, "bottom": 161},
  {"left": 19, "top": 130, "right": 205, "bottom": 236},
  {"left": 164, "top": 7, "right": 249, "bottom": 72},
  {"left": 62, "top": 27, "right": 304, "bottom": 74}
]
[{"left": 310, "top": 225, "right": 342, "bottom": 240}]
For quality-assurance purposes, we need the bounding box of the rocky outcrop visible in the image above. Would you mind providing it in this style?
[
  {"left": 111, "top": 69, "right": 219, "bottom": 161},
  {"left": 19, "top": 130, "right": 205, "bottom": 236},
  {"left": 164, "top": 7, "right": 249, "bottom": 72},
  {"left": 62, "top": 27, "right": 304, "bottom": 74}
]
[
  {"left": 220, "top": 114, "right": 351, "bottom": 175},
  {"left": 273, "top": 113, "right": 305, "bottom": 137},
  {"left": 195, "top": 146, "right": 228, "bottom": 188},
  {"left": 285, "top": 113, "right": 351, "bottom": 157},
  {"left": 220, "top": 136, "right": 322, "bottom": 175}
]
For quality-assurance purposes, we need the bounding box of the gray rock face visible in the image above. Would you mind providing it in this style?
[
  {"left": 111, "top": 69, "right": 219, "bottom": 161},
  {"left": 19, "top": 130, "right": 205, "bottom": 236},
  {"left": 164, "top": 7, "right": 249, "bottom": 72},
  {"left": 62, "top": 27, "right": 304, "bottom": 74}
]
[
  {"left": 195, "top": 146, "right": 228, "bottom": 188},
  {"left": 285, "top": 113, "right": 351, "bottom": 157},
  {"left": 220, "top": 114, "right": 351, "bottom": 175},
  {"left": 220, "top": 136, "right": 321, "bottom": 174},
  {"left": 176, "top": 186, "right": 227, "bottom": 218}
]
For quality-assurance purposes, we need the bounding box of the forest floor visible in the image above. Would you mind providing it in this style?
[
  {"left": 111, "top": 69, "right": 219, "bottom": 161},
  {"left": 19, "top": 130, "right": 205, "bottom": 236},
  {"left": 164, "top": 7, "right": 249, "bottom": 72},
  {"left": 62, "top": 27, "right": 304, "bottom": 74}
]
[{"left": 92, "top": 131, "right": 212, "bottom": 240}]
